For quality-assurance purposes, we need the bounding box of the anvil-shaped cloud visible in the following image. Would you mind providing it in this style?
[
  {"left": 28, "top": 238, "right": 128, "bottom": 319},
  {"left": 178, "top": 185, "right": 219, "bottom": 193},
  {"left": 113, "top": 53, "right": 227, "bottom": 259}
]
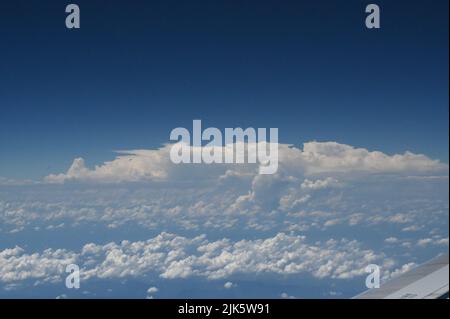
[{"left": 45, "top": 141, "right": 448, "bottom": 183}]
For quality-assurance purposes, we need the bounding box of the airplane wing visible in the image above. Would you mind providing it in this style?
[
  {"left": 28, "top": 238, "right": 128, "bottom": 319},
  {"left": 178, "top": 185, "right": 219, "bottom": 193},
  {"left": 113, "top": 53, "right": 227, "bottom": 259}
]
[{"left": 354, "top": 254, "right": 449, "bottom": 299}]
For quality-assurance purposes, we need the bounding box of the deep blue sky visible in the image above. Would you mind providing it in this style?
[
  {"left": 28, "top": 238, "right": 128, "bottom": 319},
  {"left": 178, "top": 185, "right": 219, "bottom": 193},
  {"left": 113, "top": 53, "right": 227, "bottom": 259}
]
[{"left": 0, "top": 0, "right": 448, "bottom": 179}]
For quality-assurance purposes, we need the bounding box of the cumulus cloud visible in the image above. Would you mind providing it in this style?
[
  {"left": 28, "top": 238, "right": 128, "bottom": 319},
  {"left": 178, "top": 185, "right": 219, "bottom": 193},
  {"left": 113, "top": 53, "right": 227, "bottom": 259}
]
[
  {"left": 36, "top": 141, "right": 449, "bottom": 244},
  {"left": 45, "top": 147, "right": 172, "bottom": 183},
  {"left": 1, "top": 140, "right": 448, "bottom": 296},
  {"left": 417, "top": 238, "right": 434, "bottom": 247},
  {"left": 280, "top": 292, "right": 295, "bottom": 299},
  {"left": 0, "top": 246, "right": 77, "bottom": 283},
  {"left": 224, "top": 281, "right": 236, "bottom": 289},
  {"left": 385, "top": 262, "right": 418, "bottom": 280},
  {"left": 417, "top": 237, "right": 449, "bottom": 247},
  {"left": 147, "top": 286, "right": 159, "bottom": 294},
  {"left": 44, "top": 141, "right": 448, "bottom": 184},
  {"left": 384, "top": 237, "right": 399, "bottom": 244},
  {"left": 301, "top": 177, "right": 340, "bottom": 190},
  {"left": 0, "top": 232, "right": 393, "bottom": 285},
  {"left": 435, "top": 238, "right": 449, "bottom": 246},
  {"left": 289, "top": 142, "right": 447, "bottom": 175}
]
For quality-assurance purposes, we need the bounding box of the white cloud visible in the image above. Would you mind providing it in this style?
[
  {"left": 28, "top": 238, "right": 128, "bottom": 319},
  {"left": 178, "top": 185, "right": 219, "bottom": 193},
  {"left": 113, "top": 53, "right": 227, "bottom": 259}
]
[
  {"left": 291, "top": 142, "right": 447, "bottom": 175},
  {"left": 1, "top": 141, "right": 448, "bottom": 296},
  {"left": 44, "top": 141, "right": 448, "bottom": 184},
  {"left": 435, "top": 238, "right": 449, "bottom": 246},
  {"left": 386, "top": 262, "right": 417, "bottom": 280},
  {"left": 147, "top": 286, "right": 159, "bottom": 294},
  {"left": 384, "top": 237, "right": 399, "bottom": 244},
  {"left": 45, "top": 147, "right": 172, "bottom": 183},
  {"left": 417, "top": 238, "right": 433, "bottom": 247},
  {"left": 417, "top": 237, "right": 449, "bottom": 247},
  {"left": 402, "top": 225, "right": 422, "bottom": 232},
  {"left": 0, "top": 246, "right": 77, "bottom": 283},
  {"left": 301, "top": 178, "right": 340, "bottom": 190},
  {"left": 0, "top": 232, "right": 392, "bottom": 285},
  {"left": 0, "top": 177, "right": 37, "bottom": 186},
  {"left": 224, "top": 281, "right": 236, "bottom": 289},
  {"left": 280, "top": 292, "right": 295, "bottom": 299},
  {"left": 324, "top": 219, "right": 341, "bottom": 227}
]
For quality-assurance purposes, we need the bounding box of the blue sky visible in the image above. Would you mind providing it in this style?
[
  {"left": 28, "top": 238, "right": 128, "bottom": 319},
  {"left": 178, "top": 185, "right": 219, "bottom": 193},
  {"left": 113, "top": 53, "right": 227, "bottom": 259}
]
[
  {"left": 0, "top": 0, "right": 448, "bottom": 179},
  {"left": 0, "top": 1, "right": 448, "bottom": 299}
]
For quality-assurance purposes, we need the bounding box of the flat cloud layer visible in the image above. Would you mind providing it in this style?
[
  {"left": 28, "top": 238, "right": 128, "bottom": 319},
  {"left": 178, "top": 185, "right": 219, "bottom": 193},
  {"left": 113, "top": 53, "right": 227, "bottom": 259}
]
[{"left": 45, "top": 141, "right": 448, "bottom": 183}]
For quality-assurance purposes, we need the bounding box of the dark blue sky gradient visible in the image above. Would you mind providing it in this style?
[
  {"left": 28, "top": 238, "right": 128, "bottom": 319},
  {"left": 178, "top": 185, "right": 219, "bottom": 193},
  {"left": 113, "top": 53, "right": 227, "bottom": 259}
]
[{"left": 0, "top": 0, "right": 448, "bottom": 179}]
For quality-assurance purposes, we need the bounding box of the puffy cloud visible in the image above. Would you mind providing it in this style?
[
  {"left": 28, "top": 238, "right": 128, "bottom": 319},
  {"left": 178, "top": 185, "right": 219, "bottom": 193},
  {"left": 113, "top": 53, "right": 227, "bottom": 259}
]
[
  {"left": 224, "top": 281, "right": 236, "bottom": 289},
  {"left": 402, "top": 225, "right": 422, "bottom": 232},
  {"left": 301, "top": 178, "right": 340, "bottom": 190},
  {"left": 384, "top": 237, "right": 399, "bottom": 244},
  {"left": 417, "top": 237, "right": 449, "bottom": 247},
  {"left": 324, "top": 219, "right": 341, "bottom": 227},
  {"left": 2, "top": 169, "right": 448, "bottom": 245},
  {"left": 289, "top": 142, "right": 447, "bottom": 175},
  {"left": 45, "top": 147, "right": 173, "bottom": 183},
  {"left": 0, "top": 246, "right": 77, "bottom": 283},
  {"left": 417, "top": 238, "right": 434, "bottom": 247},
  {"left": 382, "top": 262, "right": 418, "bottom": 282},
  {"left": 1, "top": 141, "right": 448, "bottom": 296},
  {"left": 0, "top": 232, "right": 392, "bottom": 285},
  {"left": 280, "top": 292, "right": 295, "bottom": 299},
  {"left": 44, "top": 142, "right": 448, "bottom": 184},
  {"left": 435, "top": 238, "right": 449, "bottom": 246},
  {"left": 147, "top": 286, "right": 159, "bottom": 294}
]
